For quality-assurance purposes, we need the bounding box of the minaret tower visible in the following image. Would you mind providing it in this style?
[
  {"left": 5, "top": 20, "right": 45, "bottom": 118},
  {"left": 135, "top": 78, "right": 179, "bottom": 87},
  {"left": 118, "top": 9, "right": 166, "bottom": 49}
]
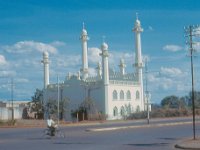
[
  {"left": 41, "top": 51, "right": 50, "bottom": 89},
  {"left": 96, "top": 61, "right": 102, "bottom": 79},
  {"left": 100, "top": 42, "right": 109, "bottom": 117},
  {"left": 80, "top": 23, "right": 89, "bottom": 80},
  {"left": 101, "top": 42, "right": 109, "bottom": 85},
  {"left": 119, "top": 58, "right": 126, "bottom": 75},
  {"left": 132, "top": 13, "right": 144, "bottom": 110},
  {"left": 133, "top": 13, "right": 143, "bottom": 83}
]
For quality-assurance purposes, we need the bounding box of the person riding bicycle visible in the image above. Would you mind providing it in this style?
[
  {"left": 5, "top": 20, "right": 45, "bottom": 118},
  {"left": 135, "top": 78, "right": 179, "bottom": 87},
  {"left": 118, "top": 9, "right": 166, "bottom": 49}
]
[{"left": 47, "top": 116, "right": 57, "bottom": 136}]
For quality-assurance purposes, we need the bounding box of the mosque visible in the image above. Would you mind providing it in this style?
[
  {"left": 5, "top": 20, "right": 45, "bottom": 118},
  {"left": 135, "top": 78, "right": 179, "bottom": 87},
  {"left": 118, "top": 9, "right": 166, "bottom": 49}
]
[{"left": 42, "top": 17, "right": 147, "bottom": 120}]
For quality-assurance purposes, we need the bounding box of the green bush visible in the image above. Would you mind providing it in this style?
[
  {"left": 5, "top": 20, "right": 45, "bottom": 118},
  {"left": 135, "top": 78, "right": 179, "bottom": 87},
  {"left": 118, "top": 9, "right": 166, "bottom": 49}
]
[{"left": 127, "top": 111, "right": 147, "bottom": 119}]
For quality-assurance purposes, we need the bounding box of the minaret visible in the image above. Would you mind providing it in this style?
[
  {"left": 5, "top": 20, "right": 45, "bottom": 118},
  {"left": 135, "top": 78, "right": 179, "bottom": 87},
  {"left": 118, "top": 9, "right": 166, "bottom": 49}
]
[
  {"left": 100, "top": 42, "right": 109, "bottom": 117},
  {"left": 100, "top": 42, "right": 109, "bottom": 85},
  {"left": 133, "top": 14, "right": 143, "bottom": 83},
  {"left": 119, "top": 58, "right": 126, "bottom": 75},
  {"left": 133, "top": 13, "right": 144, "bottom": 110},
  {"left": 41, "top": 51, "right": 50, "bottom": 89},
  {"left": 96, "top": 61, "right": 102, "bottom": 79},
  {"left": 80, "top": 23, "right": 89, "bottom": 80}
]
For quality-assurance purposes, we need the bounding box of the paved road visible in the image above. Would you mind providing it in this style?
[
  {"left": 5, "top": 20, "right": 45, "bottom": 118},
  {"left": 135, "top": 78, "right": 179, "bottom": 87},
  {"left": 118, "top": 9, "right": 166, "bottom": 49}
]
[{"left": 0, "top": 118, "right": 200, "bottom": 150}]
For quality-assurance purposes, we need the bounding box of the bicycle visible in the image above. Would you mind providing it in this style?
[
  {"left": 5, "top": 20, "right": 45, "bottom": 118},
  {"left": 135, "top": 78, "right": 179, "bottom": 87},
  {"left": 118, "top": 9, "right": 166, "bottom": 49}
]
[{"left": 42, "top": 126, "right": 65, "bottom": 138}]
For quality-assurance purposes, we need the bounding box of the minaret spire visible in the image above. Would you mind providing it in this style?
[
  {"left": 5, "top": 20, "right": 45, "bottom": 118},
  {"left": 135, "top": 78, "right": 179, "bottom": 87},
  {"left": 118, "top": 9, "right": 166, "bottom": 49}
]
[
  {"left": 119, "top": 58, "right": 126, "bottom": 75},
  {"left": 136, "top": 12, "right": 139, "bottom": 20},
  {"left": 82, "top": 22, "right": 85, "bottom": 29},
  {"left": 96, "top": 61, "right": 102, "bottom": 79},
  {"left": 80, "top": 23, "right": 89, "bottom": 80},
  {"left": 41, "top": 51, "right": 50, "bottom": 89},
  {"left": 132, "top": 14, "right": 144, "bottom": 111},
  {"left": 100, "top": 42, "right": 109, "bottom": 85},
  {"left": 132, "top": 14, "right": 143, "bottom": 81},
  {"left": 100, "top": 42, "right": 109, "bottom": 118}
]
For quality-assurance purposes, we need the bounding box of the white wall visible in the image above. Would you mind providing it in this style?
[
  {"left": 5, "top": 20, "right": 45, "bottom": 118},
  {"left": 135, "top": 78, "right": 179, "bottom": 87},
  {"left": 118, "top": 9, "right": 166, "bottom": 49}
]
[
  {"left": 0, "top": 107, "right": 24, "bottom": 120},
  {"left": 107, "top": 84, "right": 144, "bottom": 120}
]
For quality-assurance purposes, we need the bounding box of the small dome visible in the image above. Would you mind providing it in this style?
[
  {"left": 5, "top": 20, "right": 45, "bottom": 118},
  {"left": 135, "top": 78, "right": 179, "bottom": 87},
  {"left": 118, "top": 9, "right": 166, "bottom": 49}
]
[
  {"left": 82, "top": 29, "right": 87, "bottom": 35},
  {"left": 135, "top": 19, "right": 140, "bottom": 26},
  {"left": 43, "top": 51, "right": 49, "bottom": 57},
  {"left": 101, "top": 42, "right": 108, "bottom": 50}
]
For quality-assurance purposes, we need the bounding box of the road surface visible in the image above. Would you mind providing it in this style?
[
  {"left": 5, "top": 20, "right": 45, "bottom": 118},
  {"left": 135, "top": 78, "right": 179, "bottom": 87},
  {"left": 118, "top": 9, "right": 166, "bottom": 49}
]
[{"left": 0, "top": 118, "right": 199, "bottom": 150}]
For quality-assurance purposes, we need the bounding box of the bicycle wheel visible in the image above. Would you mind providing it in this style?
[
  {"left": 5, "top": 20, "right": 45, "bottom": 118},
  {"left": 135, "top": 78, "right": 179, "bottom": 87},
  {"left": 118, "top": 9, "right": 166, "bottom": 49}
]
[
  {"left": 42, "top": 128, "right": 52, "bottom": 138},
  {"left": 55, "top": 129, "right": 65, "bottom": 138}
]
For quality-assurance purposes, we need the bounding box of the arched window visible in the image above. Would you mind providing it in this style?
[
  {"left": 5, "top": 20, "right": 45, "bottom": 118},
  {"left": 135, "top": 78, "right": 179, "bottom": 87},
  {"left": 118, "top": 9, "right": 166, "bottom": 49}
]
[
  {"left": 113, "top": 90, "right": 118, "bottom": 100},
  {"left": 120, "top": 106, "right": 125, "bottom": 116},
  {"left": 113, "top": 107, "right": 118, "bottom": 116},
  {"left": 126, "top": 90, "right": 131, "bottom": 100},
  {"left": 136, "top": 91, "right": 140, "bottom": 99},
  {"left": 120, "top": 90, "right": 124, "bottom": 100}
]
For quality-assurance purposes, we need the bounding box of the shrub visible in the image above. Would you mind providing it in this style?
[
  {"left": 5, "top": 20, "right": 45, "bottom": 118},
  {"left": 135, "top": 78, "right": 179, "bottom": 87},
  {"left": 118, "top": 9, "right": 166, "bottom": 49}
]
[
  {"left": 127, "top": 111, "right": 146, "bottom": 119},
  {"left": 127, "top": 108, "right": 192, "bottom": 120},
  {"left": 0, "top": 119, "right": 16, "bottom": 126}
]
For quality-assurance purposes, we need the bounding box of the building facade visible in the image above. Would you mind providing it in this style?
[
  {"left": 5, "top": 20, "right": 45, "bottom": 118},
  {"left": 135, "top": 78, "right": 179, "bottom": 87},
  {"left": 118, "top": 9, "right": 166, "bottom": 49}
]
[
  {"left": 43, "top": 17, "right": 145, "bottom": 120},
  {"left": 0, "top": 101, "right": 29, "bottom": 120}
]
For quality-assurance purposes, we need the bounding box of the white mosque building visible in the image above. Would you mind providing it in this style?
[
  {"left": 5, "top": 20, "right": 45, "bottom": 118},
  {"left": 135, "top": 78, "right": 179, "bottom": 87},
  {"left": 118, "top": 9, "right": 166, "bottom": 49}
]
[{"left": 42, "top": 17, "right": 146, "bottom": 120}]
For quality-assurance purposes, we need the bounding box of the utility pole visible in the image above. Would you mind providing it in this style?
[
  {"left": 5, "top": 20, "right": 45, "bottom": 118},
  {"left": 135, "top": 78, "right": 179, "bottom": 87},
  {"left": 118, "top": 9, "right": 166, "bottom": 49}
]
[
  {"left": 184, "top": 25, "right": 200, "bottom": 140},
  {"left": 144, "top": 58, "right": 151, "bottom": 124},
  {"left": 57, "top": 75, "right": 60, "bottom": 126},
  {"left": 11, "top": 78, "right": 14, "bottom": 121}
]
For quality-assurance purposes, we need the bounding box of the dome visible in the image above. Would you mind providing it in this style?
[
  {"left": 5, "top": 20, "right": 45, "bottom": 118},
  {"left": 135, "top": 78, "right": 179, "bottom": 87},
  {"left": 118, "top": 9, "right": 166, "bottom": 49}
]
[
  {"left": 101, "top": 42, "right": 108, "bottom": 50},
  {"left": 135, "top": 19, "right": 141, "bottom": 26},
  {"left": 43, "top": 51, "right": 49, "bottom": 57},
  {"left": 82, "top": 29, "right": 87, "bottom": 35},
  {"left": 120, "top": 58, "right": 124, "bottom": 64}
]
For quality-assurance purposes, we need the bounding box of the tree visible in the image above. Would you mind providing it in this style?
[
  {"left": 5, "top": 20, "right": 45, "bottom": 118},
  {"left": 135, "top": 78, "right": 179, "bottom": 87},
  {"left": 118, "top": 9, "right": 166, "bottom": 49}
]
[
  {"left": 188, "top": 91, "right": 200, "bottom": 108},
  {"left": 161, "top": 95, "right": 180, "bottom": 109},
  {"left": 28, "top": 89, "right": 44, "bottom": 119},
  {"left": 45, "top": 99, "right": 57, "bottom": 116},
  {"left": 179, "top": 96, "right": 188, "bottom": 109},
  {"left": 71, "top": 97, "right": 99, "bottom": 121},
  {"left": 59, "top": 97, "right": 70, "bottom": 120},
  {"left": 45, "top": 97, "right": 70, "bottom": 120}
]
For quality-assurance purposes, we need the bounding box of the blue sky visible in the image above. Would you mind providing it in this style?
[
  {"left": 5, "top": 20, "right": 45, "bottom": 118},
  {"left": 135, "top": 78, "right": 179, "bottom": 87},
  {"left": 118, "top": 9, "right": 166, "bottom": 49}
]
[{"left": 0, "top": 0, "right": 200, "bottom": 104}]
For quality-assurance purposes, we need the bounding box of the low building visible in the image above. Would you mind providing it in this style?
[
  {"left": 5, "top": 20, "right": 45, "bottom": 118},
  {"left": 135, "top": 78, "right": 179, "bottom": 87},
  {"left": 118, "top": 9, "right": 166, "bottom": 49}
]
[{"left": 0, "top": 101, "right": 29, "bottom": 120}]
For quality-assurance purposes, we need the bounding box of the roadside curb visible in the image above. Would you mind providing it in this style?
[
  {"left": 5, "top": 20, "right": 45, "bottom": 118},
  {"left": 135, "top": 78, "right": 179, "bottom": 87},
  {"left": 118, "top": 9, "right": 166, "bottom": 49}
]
[
  {"left": 0, "top": 121, "right": 102, "bottom": 128},
  {"left": 174, "top": 144, "right": 200, "bottom": 150},
  {"left": 174, "top": 138, "right": 200, "bottom": 150},
  {"left": 86, "top": 121, "right": 192, "bottom": 132},
  {"left": 0, "top": 125, "right": 46, "bottom": 128}
]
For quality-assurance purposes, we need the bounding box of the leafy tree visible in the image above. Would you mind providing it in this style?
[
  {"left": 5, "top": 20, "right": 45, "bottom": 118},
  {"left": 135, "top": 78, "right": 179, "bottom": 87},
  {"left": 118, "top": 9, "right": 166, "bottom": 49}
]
[
  {"left": 46, "top": 99, "right": 57, "bottom": 116},
  {"left": 80, "top": 97, "right": 98, "bottom": 115},
  {"left": 59, "top": 97, "right": 70, "bottom": 120},
  {"left": 179, "top": 96, "right": 188, "bottom": 109},
  {"left": 161, "top": 95, "right": 180, "bottom": 109},
  {"left": 71, "top": 97, "right": 98, "bottom": 121},
  {"left": 45, "top": 97, "right": 70, "bottom": 120},
  {"left": 28, "top": 89, "right": 44, "bottom": 119},
  {"left": 188, "top": 91, "right": 200, "bottom": 108}
]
